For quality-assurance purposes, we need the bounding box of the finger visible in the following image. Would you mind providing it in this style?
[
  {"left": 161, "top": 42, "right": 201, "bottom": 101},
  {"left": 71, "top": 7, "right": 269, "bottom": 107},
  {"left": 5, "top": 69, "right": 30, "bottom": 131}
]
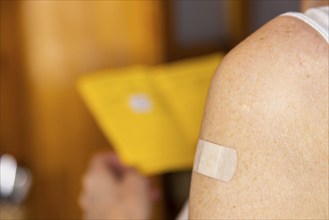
[
  {"left": 89, "top": 151, "right": 112, "bottom": 167},
  {"left": 94, "top": 152, "right": 130, "bottom": 179},
  {"left": 82, "top": 167, "right": 118, "bottom": 196},
  {"left": 89, "top": 152, "right": 125, "bottom": 173},
  {"left": 102, "top": 153, "right": 127, "bottom": 176},
  {"left": 87, "top": 153, "right": 117, "bottom": 178},
  {"left": 123, "top": 168, "right": 150, "bottom": 190}
]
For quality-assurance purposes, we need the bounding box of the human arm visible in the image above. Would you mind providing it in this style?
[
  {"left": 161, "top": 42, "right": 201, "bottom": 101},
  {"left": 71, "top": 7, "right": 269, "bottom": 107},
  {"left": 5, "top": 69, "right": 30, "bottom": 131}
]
[{"left": 189, "top": 15, "right": 328, "bottom": 219}]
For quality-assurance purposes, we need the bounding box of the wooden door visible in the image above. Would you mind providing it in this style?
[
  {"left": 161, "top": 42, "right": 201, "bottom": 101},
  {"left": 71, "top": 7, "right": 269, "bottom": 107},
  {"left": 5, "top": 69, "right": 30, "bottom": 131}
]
[{"left": 1, "top": 1, "right": 164, "bottom": 219}]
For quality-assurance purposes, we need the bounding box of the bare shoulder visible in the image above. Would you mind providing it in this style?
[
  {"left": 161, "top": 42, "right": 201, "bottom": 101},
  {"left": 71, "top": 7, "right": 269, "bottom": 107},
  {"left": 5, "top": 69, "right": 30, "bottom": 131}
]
[
  {"left": 190, "top": 15, "right": 328, "bottom": 219},
  {"left": 201, "top": 15, "right": 328, "bottom": 154}
]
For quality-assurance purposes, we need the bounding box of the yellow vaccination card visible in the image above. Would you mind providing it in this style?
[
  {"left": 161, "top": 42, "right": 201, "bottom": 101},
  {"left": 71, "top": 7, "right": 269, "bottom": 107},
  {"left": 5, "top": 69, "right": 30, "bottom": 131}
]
[{"left": 78, "top": 54, "right": 223, "bottom": 175}]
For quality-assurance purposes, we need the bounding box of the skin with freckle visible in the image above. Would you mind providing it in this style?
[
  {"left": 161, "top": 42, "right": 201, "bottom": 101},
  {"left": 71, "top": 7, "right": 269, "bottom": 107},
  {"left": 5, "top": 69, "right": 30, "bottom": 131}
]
[{"left": 189, "top": 15, "right": 328, "bottom": 219}]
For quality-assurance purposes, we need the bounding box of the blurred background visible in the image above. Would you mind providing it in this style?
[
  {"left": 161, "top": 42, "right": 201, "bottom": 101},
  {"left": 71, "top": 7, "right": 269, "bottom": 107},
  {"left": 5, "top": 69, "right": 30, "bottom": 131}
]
[{"left": 1, "top": 0, "right": 306, "bottom": 219}]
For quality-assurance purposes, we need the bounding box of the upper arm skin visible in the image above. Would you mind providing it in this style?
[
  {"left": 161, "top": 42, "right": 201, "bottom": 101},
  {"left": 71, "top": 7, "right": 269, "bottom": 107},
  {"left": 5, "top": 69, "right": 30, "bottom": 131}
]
[{"left": 189, "top": 16, "right": 328, "bottom": 219}]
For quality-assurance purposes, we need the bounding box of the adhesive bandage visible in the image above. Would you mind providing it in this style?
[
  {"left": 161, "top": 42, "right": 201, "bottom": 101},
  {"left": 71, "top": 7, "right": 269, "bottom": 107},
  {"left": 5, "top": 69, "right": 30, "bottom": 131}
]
[{"left": 193, "top": 139, "right": 237, "bottom": 182}]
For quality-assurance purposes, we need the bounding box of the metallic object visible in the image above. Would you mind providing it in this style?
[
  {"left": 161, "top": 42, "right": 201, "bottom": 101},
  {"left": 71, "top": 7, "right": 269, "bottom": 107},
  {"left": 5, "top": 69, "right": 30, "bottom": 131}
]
[{"left": 0, "top": 154, "right": 32, "bottom": 204}]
